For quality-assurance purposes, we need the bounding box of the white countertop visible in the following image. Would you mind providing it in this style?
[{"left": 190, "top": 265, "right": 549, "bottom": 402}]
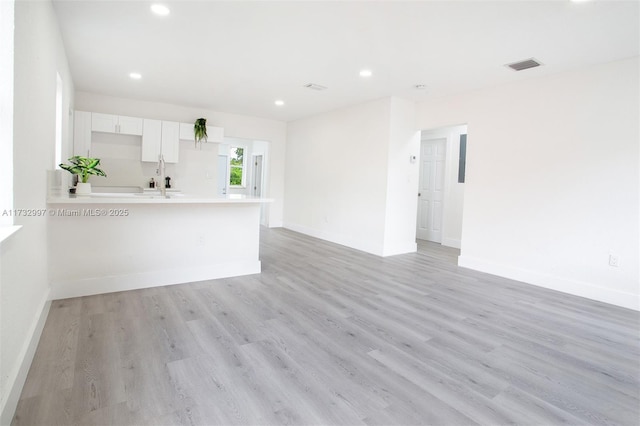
[{"left": 48, "top": 192, "right": 273, "bottom": 204}]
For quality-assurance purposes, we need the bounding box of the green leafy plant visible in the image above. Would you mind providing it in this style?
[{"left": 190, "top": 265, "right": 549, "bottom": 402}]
[
  {"left": 194, "top": 118, "right": 208, "bottom": 147},
  {"left": 59, "top": 156, "right": 107, "bottom": 183}
]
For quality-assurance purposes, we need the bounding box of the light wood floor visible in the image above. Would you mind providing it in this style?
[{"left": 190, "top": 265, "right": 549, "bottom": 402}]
[{"left": 13, "top": 228, "right": 640, "bottom": 425}]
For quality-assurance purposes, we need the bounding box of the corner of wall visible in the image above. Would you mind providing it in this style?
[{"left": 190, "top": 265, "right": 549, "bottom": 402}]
[{"left": 0, "top": 292, "right": 51, "bottom": 426}]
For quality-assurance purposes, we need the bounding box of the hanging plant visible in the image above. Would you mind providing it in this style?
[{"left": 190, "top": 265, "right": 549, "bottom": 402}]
[{"left": 194, "top": 118, "right": 208, "bottom": 148}]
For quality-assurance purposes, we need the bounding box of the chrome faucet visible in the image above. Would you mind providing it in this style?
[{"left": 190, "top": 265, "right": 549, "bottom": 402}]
[{"left": 156, "top": 154, "right": 166, "bottom": 197}]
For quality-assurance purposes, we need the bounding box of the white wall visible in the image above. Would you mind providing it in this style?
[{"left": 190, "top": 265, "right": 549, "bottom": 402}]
[
  {"left": 285, "top": 96, "right": 419, "bottom": 256},
  {"left": 1, "top": 0, "right": 74, "bottom": 423},
  {"left": 417, "top": 57, "right": 639, "bottom": 310},
  {"left": 420, "top": 124, "right": 467, "bottom": 249},
  {"left": 75, "top": 92, "right": 287, "bottom": 227},
  {"left": 0, "top": 0, "right": 14, "bottom": 228},
  {"left": 382, "top": 97, "right": 421, "bottom": 256}
]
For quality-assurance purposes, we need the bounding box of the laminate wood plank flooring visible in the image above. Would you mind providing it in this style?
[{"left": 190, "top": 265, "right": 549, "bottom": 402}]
[{"left": 13, "top": 228, "right": 640, "bottom": 425}]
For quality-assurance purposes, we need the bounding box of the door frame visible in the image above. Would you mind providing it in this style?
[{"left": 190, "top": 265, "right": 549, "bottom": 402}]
[
  {"left": 416, "top": 124, "right": 468, "bottom": 249},
  {"left": 251, "top": 154, "right": 264, "bottom": 197}
]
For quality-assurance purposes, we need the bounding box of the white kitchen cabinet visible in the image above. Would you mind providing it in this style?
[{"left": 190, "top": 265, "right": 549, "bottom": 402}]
[
  {"left": 92, "top": 113, "right": 143, "bottom": 136},
  {"left": 73, "top": 110, "right": 92, "bottom": 157},
  {"left": 179, "top": 122, "right": 195, "bottom": 141},
  {"left": 179, "top": 122, "right": 224, "bottom": 143},
  {"left": 141, "top": 119, "right": 179, "bottom": 163},
  {"left": 161, "top": 121, "right": 180, "bottom": 163}
]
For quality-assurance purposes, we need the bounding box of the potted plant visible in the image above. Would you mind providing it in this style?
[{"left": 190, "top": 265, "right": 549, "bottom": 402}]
[
  {"left": 194, "top": 118, "right": 207, "bottom": 148},
  {"left": 59, "top": 155, "right": 107, "bottom": 195}
]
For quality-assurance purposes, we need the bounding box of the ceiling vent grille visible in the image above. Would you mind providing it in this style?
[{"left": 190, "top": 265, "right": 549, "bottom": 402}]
[
  {"left": 303, "top": 83, "right": 328, "bottom": 91},
  {"left": 506, "top": 58, "right": 542, "bottom": 71}
]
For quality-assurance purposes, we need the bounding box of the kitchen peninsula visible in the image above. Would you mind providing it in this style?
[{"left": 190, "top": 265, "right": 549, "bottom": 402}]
[{"left": 47, "top": 193, "right": 272, "bottom": 299}]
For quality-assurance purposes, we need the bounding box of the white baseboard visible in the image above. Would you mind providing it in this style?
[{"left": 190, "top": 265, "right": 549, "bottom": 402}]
[
  {"left": 51, "top": 261, "right": 261, "bottom": 300},
  {"left": 458, "top": 255, "right": 639, "bottom": 311},
  {"left": 284, "top": 223, "right": 417, "bottom": 257},
  {"left": 0, "top": 290, "right": 51, "bottom": 426},
  {"left": 382, "top": 241, "right": 417, "bottom": 257},
  {"left": 441, "top": 237, "right": 461, "bottom": 249},
  {"left": 284, "top": 222, "right": 385, "bottom": 256}
]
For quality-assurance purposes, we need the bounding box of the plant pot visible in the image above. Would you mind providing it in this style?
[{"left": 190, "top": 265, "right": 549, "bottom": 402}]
[{"left": 76, "top": 182, "right": 91, "bottom": 195}]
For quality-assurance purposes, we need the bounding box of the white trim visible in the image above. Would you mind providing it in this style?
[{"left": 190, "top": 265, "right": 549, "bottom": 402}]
[
  {"left": 284, "top": 222, "right": 385, "bottom": 256},
  {"left": 458, "top": 255, "right": 639, "bottom": 311},
  {"left": 0, "top": 291, "right": 51, "bottom": 425},
  {"left": 50, "top": 261, "right": 261, "bottom": 300},
  {"left": 441, "top": 237, "right": 461, "bottom": 249},
  {"left": 382, "top": 241, "right": 417, "bottom": 257}
]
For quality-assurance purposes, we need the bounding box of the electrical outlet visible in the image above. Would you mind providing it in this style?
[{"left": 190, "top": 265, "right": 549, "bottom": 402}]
[
  {"left": 609, "top": 254, "right": 619, "bottom": 268},
  {"left": 197, "top": 235, "right": 205, "bottom": 246}
]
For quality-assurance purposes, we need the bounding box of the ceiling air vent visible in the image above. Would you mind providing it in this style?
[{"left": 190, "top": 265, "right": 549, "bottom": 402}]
[
  {"left": 506, "top": 58, "right": 542, "bottom": 71},
  {"left": 303, "top": 83, "right": 328, "bottom": 91}
]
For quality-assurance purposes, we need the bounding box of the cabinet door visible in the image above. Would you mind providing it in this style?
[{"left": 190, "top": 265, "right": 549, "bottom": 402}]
[
  {"left": 118, "top": 115, "right": 143, "bottom": 136},
  {"left": 141, "top": 119, "right": 162, "bottom": 162},
  {"left": 179, "top": 122, "right": 195, "bottom": 141},
  {"left": 206, "top": 125, "right": 224, "bottom": 143},
  {"left": 161, "top": 121, "right": 180, "bottom": 163},
  {"left": 91, "top": 113, "right": 118, "bottom": 133},
  {"left": 73, "top": 111, "right": 92, "bottom": 157}
]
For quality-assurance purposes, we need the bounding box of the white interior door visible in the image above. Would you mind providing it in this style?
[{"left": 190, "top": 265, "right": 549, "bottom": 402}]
[
  {"left": 416, "top": 138, "right": 446, "bottom": 242},
  {"left": 217, "top": 155, "right": 228, "bottom": 195}
]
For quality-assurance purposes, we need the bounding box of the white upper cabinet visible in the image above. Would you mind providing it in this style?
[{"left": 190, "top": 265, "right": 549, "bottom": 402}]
[
  {"left": 142, "top": 119, "right": 179, "bottom": 163},
  {"left": 141, "top": 119, "right": 162, "bottom": 162},
  {"left": 91, "top": 113, "right": 117, "bottom": 133},
  {"left": 117, "top": 115, "right": 144, "bottom": 135},
  {"left": 161, "top": 121, "right": 180, "bottom": 163},
  {"left": 92, "top": 113, "right": 143, "bottom": 136},
  {"left": 73, "top": 110, "right": 92, "bottom": 157},
  {"left": 179, "top": 122, "right": 195, "bottom": 141},
  {"left": 179, "top": 122, "right": 224, "bottom": 143}
]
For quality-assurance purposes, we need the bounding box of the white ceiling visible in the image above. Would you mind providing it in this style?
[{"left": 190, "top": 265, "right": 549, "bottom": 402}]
[{"left": 53, "top": 0, "right": 639, "bottom": 122}]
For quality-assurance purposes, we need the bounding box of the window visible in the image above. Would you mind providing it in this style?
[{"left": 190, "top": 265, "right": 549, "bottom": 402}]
[{"left": 229, "top": 146, "right": 245, "bottom": 187}]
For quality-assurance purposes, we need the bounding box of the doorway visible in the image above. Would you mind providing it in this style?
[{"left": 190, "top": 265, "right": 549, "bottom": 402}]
[
  {"left": 217, "top": 155, "right": 228, "bottom": 195},
  {"left": 416, "top": 124, "right": 467, "bottom": 249},
  {"left": 251, "top": 155, "right": 263, "bottom": 197},
  {"left": 416, "top": 138, "right": 446, "bottom": 242}
]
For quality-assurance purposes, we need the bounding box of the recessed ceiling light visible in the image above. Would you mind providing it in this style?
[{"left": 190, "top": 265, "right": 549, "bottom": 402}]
[
  {"left": 359, "top": 69, "right": 373, "bottom": 77},
  {"left": 274, "top": 100, "right": 285, "bottom": 106},
  {"left": 129, "top": 72, "right": 142, "bottom": 79},
  {"left": 151, "top": 4, "right": 170, "bottom": 16}
]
